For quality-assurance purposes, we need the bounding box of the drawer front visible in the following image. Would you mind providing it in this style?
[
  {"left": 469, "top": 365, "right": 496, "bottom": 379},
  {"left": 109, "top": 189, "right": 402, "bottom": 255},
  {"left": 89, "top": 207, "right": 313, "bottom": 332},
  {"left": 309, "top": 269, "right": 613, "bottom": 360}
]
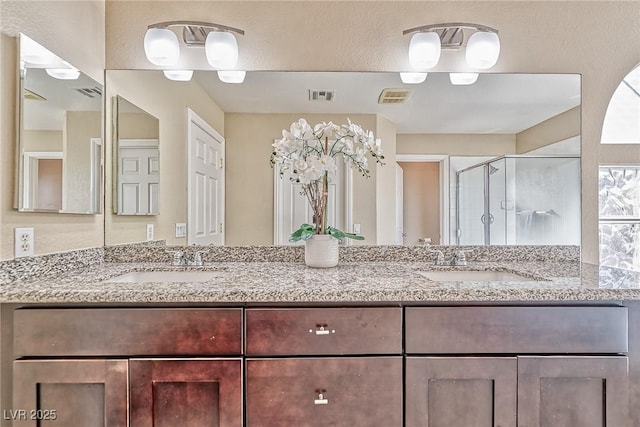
[
  {"left": 246, "top": 357, "right": 402, "bottom": 427},
  {"left": 245, "top": 307, "right": 402, "bottom": 355},
  {"left": 405, "top": 306, "right": 628, "bottom": 354},
  {"left": 14, "top": 308, "right": 242, "bottom": 357}
]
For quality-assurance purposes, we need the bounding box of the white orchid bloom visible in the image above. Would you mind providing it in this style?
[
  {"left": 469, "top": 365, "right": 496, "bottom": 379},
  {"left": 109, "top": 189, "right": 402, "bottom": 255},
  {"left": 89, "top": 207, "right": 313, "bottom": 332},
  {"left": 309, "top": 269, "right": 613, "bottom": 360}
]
[{"left": 319, "top": 154, "right": 337, "bottom": 175}]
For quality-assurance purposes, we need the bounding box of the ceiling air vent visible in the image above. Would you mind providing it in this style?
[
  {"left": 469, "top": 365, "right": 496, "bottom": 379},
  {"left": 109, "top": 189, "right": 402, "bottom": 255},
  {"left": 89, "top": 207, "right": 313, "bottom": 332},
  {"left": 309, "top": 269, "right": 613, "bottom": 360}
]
[
  {"left": 24, "top": 88, "right": 46, "bottom": 101},
  {"left": 378, "top": 88, "right": 411, "bottom": 104},
  {"left": 74, "top": 87, "right": 103, "bottom": 98},
  {"left": 309, "top": 90, "right": 335, "bottom": 102}
]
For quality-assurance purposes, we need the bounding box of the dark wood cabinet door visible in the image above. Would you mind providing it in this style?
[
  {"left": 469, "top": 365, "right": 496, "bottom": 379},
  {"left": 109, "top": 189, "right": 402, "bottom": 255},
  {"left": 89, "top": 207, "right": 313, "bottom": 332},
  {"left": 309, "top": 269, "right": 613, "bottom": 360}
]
[
  {"left": 518, "top": 356, "right": 629, "bottom": 427},
  {"left": 13, "top": 359, "right": 128, "bottom": 427},
  {"left": 129, "top": 358, "right": 242, "bottom": 427},
  {"left": 246, "top": 357, "right": 402, "bottom": 427},
  {"left": 405, "top": 357, "right": 517, "bottom": 427}
]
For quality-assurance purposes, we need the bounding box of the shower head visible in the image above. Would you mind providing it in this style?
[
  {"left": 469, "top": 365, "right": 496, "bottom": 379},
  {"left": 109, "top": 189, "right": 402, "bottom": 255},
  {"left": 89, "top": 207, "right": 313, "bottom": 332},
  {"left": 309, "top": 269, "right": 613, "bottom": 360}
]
[{"left": 488, "top": 165, "right": 500, "bottom": 175}]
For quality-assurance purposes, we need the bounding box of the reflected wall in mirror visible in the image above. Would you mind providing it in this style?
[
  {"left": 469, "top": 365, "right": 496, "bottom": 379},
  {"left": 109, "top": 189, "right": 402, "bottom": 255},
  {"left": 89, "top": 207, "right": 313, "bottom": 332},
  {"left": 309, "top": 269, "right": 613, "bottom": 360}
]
[
  {"left": 113, "top": 96, "right": 160, "bottom": 215},
  {"left": 104, "top": 70, "right": 580, "bottom": 247},
  {"left": 17, "top": 34, "right": 103, "bottom": 214}
]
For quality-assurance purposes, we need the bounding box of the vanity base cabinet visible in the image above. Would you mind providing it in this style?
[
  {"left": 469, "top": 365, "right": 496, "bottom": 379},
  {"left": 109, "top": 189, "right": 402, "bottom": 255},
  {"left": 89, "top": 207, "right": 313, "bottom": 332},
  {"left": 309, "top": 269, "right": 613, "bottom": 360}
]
[
  {"left": 405, "top": 357, "right": 517, "bottom": 427},
  {"left": 518, "top": 356, "right": 628, "bottom": 427},
  {"left": 245, "top": 357, "right": 402, "bottom": 427},
  {"left": 12, "top": 359, "right": 128, "bottom": 427},
  {"left": 129, "top": 358, "right": 243, "bottom": 427}
]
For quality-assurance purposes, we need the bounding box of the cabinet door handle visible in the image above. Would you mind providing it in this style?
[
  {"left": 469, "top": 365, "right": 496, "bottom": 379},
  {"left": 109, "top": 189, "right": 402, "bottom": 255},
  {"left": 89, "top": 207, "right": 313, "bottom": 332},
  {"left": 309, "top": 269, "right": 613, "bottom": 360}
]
[
  {"left": 314, "top": 392, "right": 328, "bottom": 405},
  {"left": 309, "top": 324, "right": 335, "bottom": 335}
]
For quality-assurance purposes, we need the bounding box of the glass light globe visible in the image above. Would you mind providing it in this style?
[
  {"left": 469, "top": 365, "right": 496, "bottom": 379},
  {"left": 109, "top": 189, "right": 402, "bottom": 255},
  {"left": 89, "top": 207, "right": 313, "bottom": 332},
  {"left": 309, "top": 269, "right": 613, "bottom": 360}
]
[
  {"left": 217, "top": 70, "right": 246, "bottom": 84},
  {"left": 206, "top": 32, "right": 239, "bottom": 69},
  {"left": 400, "top": 72, "right": 428, "bottom": 84},
  {"left": 45, "top": 68, "right": 81, "bottom": 80},
  {"left": 466, "top": 31, "right": 500, "bottom": 69},
  {"left": 163, "top": 70, "right": 193, "bottom": 81},
  {"left": 144, "top": 28, "right": 180, "bottom": 66},
  {"left": 449, "top": 72, "right": 479, "bottom": 85},
  {"left": 408, "top": 32, "right": 441, "bottom": 69}
]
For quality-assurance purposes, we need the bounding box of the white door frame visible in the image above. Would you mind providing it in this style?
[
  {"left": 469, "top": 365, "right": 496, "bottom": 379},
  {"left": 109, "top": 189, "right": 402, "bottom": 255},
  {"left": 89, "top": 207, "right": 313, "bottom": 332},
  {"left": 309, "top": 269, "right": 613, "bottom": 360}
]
[
  {"left": 22, "top": 151, "right": 63, "bottom": 210},
  {"left": 396, "top": 154, "right": 450, "bottom": 245},
  {"left": 273, "top": 152, "right": 354, "bottom": 246},
  {"left": 187, "top": 108, "right": 225, "bottom": 245}
]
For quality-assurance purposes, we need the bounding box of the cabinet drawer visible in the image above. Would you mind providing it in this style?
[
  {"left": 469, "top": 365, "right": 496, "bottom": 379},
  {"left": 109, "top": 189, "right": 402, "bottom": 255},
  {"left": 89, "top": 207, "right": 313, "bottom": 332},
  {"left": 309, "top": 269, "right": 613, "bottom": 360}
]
[
  {"left": 245, "top": 307, "right": 401, "bottom": 355},
  {"left": 405, "top": 306, "right": 628, "bottom": 354},
  {"left": 14, "top": 308, "right": 242, "bottom": 357},
  {"left": 246, "top": 357, "right": 402, "bottom": 427}
]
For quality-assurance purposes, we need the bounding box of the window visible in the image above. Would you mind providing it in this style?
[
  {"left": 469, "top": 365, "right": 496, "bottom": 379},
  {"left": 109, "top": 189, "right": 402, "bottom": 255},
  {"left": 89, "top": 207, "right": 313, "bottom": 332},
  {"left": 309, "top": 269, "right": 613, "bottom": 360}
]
[
  {"left": 601, "top": 66, "right": 640, "bottom": 144},
  {"left": 599, "top": 166, "right": 640, "bottom": 272}
]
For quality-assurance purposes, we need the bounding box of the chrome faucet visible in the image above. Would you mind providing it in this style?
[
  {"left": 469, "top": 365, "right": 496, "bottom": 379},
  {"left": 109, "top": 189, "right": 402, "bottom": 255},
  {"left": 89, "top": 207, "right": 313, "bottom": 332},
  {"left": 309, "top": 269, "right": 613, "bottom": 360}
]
[
  {"left": 428, "top": 249, "right": 472, "bottom": 266},
  {"left": 167, "top": 250, "right": 208, "bottom": 266}
]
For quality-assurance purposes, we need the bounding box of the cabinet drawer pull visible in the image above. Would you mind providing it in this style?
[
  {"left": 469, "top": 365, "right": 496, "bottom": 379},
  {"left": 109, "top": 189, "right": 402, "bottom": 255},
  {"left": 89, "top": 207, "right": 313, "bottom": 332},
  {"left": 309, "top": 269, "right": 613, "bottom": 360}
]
[
  {"left": 314, "top": 389, "right": 328, "bottom": 405},
  {"left": 309, "top": 324, "right": 335, "bottom": 335}
]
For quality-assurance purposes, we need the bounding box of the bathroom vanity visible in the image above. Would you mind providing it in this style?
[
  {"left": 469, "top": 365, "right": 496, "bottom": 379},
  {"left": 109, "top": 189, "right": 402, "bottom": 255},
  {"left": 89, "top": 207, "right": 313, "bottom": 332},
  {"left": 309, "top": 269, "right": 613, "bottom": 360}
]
[{"left": 2, "top": 256, "right": 640, "bottom": 426}]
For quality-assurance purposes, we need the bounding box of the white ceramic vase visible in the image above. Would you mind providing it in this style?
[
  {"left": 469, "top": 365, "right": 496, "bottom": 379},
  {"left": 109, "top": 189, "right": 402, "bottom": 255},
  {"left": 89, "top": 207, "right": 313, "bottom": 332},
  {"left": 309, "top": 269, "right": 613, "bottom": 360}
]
[{"left": 305, "top": 234, "right": 339, "bottom": 268}]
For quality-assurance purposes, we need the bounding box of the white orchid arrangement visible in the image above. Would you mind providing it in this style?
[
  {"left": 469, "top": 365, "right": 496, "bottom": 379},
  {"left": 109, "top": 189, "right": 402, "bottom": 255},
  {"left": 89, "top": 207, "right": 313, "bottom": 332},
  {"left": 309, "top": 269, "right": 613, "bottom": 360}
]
[{"left": 271, "top": 118, "right": 384, "bottom": 242}]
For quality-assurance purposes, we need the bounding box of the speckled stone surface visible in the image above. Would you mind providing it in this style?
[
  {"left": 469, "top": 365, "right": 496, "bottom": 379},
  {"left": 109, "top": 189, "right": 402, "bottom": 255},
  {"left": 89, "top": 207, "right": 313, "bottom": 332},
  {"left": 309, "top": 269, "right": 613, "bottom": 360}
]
[
  {"left": 0, "top": 248, "right": 104, "bottom": 285},
  {"left": 104, "top": 244, "right": 580, "bottom": 263},
  {"left": 2, "top": 260, "right": 639, "bottom": 304}
]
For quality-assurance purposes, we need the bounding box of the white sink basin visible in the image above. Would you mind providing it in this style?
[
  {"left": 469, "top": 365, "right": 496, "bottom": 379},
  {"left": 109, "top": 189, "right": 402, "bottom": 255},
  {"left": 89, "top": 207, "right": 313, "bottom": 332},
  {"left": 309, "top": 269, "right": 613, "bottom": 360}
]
[
  {"left": 106, "top": 270, "right": 223, "bottom": 283},
  {"left": 416, "top": 270, "right": 535, "bottom": 282}
]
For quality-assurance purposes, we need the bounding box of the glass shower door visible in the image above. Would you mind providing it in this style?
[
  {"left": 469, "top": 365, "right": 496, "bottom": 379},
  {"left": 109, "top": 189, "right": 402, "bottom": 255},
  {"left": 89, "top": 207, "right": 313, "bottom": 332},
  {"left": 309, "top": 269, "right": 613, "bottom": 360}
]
[
  {"left": 487, "top": 158, "right": 507, "bottom": 245},
  {"left": 457, "top": 165, "right": 485, "bottom": 245}
]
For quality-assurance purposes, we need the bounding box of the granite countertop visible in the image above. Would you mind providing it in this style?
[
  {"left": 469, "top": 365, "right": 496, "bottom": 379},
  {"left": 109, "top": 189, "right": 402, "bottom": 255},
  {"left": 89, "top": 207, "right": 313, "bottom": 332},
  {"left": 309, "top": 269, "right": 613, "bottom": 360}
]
[{"left": 1, "top": 260, "right": 639, "bottom": 304}]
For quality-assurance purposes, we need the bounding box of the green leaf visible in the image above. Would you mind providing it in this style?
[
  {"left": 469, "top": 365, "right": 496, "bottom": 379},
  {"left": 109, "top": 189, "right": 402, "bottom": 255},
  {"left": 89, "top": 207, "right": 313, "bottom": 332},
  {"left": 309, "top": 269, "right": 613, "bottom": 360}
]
[{"left": 289, "top": 224, "right": 315, "bottom": 242}]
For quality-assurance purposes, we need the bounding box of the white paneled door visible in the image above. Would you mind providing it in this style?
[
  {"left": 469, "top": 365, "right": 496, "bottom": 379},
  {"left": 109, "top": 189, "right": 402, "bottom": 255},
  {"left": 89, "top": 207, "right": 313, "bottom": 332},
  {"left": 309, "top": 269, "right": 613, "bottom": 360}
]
[
  {"left": 117, "top": 139, "right": 159, "bottom": 215},
  {"left": 188, "top": 110, "right": 225, "bottom": 246}
]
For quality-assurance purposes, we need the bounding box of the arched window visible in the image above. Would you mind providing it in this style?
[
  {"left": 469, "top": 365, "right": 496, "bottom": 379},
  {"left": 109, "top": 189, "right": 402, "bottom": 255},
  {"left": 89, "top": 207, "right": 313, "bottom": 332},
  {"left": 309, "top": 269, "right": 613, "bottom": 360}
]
[
  {"left": 601, "top": 65, "right": 640, "bottom": 144},
  {"left": 599, "top": 65, "right": 640, "bottom": 273}
]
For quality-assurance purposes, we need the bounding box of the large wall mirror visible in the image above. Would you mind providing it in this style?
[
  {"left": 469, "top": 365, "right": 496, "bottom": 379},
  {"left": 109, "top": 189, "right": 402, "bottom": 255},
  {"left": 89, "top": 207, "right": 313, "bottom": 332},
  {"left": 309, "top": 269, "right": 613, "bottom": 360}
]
[
  {"left": 112, "top": 95, "right": 160, "bottom": 215},
  {"left": 17, "top": 34, "right": 103, "bottom": 214},
  {"left": 105, "top": 70, "right": 580, "bottom": 247}
]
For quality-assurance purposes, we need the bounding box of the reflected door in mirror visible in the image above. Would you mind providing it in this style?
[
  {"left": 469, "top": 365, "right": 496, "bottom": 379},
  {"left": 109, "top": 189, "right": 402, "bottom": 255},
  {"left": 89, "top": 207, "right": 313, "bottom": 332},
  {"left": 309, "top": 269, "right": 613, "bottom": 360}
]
[{"left": 117, "top": 139, "right": 159, "bottom": 215}]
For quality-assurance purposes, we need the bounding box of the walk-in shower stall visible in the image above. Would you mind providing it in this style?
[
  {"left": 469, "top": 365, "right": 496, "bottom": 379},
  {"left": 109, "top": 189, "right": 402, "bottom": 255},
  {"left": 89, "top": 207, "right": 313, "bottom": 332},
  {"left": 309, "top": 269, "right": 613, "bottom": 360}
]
[{"left": 455, "top": 156, "right": 581, "bottom": 245}]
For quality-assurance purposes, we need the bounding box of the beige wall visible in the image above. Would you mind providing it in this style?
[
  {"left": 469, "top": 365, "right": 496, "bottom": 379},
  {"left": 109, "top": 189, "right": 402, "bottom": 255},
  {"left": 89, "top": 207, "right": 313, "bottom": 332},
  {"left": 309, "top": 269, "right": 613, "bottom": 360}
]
[
  {"left": 516, "top": 107, "right": 581, "bottom": 154},
  {"left": 22, "top": 130, "right": 63, "bottom": 152},
  {"left": 224, "top": 113, "right": 378, "bottom": 245},
  {"left": 118, "top": 112, "right": 159, "bottom": 140},
  {"left": 0, "top": 0, "right": 105, "bottom": 260},
  {"left": 397, "top": 134, "right": 516, "bottom": 156},
  {"left": 64, "top": 111, "right": 101, "bottom": 213},
  {"left": 104, "top": 70, "right": 224, "bottom": 245},
  {"left": 399, "top": 162, "right": 440, "bottom": 246},
  {"left": 375, "top": 115, "right": 397, "bottom": 245}
]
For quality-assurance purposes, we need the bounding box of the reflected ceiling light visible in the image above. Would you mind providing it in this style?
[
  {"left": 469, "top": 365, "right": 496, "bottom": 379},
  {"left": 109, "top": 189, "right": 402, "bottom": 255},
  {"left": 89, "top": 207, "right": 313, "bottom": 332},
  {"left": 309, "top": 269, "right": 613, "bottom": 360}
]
[
  {"left": 20, "top": 34, "right": 57, "bottom": 65},
  {"left": 45, "top": 67, "right": 80, "bottom": 80},
  {"left": 404, "top": 23, "right": 500, "bottom": 70},
  {"left": 163, "top": 69, "right": 194, "bottom": 81},
  {"left": 400, "top": 72, "right": 428, "bottom": 84},
  {"left": 144, "top": 20, "right": 244, "bottom": 69},
  {"left": 217, "top": 70, "right": 246, "bottom": 84},
  {"left": 449, "top": 72, "right": 479, "bottom": 85}
]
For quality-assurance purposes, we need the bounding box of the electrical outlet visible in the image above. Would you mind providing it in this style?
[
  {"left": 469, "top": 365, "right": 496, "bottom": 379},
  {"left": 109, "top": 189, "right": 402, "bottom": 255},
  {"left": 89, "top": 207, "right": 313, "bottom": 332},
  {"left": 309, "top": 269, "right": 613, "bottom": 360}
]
[
  {"left": 146, "top": 224, "right": 154, "bottom": 241},
  {"left": 353, "top": 223, "right": 361, "bottom": 234},
  {"left": 14, "top": 227, "right": 34, "bottom": 258},
  {"left": 175, "top": 223, "right": 187, "bottom": 238}
]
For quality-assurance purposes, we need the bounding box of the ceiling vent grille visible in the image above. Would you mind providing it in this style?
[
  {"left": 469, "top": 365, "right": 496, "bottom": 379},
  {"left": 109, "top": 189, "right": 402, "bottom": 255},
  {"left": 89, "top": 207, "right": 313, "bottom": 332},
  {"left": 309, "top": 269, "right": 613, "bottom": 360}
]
[
  {"left": 74, "top": 87, "right": 103, "bottom": 98},
  {"left": 378, "top": 88, "right": 411, "bottom": 104},
  {"left": 309, "top": 90, "right": 335, "bottom": 102},
  {"left": 24, "top": 88, "right": 46, "bottom": 101}
]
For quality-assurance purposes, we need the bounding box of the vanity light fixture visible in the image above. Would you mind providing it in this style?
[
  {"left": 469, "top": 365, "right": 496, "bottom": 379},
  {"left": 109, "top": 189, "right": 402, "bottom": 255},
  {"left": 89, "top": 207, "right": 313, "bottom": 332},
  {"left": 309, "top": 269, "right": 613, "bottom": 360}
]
[
  {"left": 449, "top": 72, "right": 479, "bottom": 85},
  {"left": 404, "top": 23, "right": 500, "bottom": 70},
  {"left": 45, "top": 64, "right": 80, "bottom": 80},
  {"left": 144, "top": 21, "right": 246, "bottom": 82},
  {"left": 163, "top": 69, "right": 194, "bottom": 81},
  {"left": 217, "top": 70, "right": 246, "bottom": 84},
  {"left": 20, "top": 34, "right": 57, "bottom": 65},
  {"left": 400, "top": 72, "right": 428, "bottom": 84}
]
